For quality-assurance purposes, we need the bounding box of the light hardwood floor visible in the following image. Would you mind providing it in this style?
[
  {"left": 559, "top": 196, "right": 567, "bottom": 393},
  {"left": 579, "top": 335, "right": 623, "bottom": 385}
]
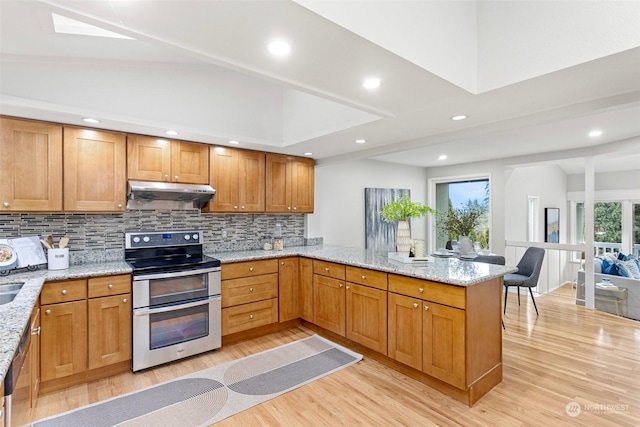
[{"left": 30, "top": 289, "right": 639, "bottom": 426}]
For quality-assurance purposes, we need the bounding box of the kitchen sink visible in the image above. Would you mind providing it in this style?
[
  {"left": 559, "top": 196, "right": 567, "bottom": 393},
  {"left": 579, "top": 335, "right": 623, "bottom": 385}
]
[{"left": 0, "top": 282, "right": 25, "bottom": 305}]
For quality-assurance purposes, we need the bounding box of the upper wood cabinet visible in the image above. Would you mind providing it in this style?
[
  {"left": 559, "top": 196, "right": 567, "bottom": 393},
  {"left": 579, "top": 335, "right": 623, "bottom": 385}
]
[
  {"left": 64, "top": 127, "right": 127, "bottom": 212},
  {"left": 127, "top": 135, "right": 209, "bottom": 184},
  {"left": 205, "top": 146, "right": 265, "bottom": 213},
  {"left": 0, "top": 117, "right": 63, "bottom": 212},
  {"left": 265, "top": 153, "right": 314, "bottom": 213}
]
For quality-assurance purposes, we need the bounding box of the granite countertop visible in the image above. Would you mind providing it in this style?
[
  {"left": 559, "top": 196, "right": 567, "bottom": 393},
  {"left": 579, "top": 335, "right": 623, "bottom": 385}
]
[
  {"left": 209, "top": 245, "right": 517, "bottom": 286},
  {"left": 0, "top": 261, "right": 132, "bottom": 385}
]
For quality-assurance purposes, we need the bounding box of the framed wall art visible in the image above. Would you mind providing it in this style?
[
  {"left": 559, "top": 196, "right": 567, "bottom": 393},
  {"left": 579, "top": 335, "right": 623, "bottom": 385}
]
[{"left": 545, "top": 207, "right": 559, "bottom": 243}]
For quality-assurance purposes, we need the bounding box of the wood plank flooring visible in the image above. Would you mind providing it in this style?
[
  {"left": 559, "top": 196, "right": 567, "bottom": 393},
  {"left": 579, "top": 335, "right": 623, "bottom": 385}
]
[{"left": 29, "top": 288, "right": 640, "bottom": 426}]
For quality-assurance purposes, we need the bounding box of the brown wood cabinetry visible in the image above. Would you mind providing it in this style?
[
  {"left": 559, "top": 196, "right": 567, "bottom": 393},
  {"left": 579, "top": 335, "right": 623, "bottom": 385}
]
[
  {"left": 205, "top": 147, "right": 265, "bottom": 213},
  {"left": 388, "top": 292, "right": 423, "bottom": 370},
  {"left": 278, "top": 257, "right": 300, "bottom": 322},
  {"left": 221, "top": 259, "right": 279, "bottom": 335},
  {"left": 40, "top": 274, "right": 131, "bottom": 389},
  {"left": 0, "top": 117, "right": 63, "bottom": 212},
  {"left": 312, "top": 261, "right": 346, "bottom": 336},
  {"left": 127, "top": 135, "right": 209, "bottom": 184},
  {"left": 300, "top": 258, "right": 314, "bottom": 322},
  {"left": 346, "top": 283, "right": 388, "bottom": 355},
  {"left": 265, "top": 153, "right": 314, "bottom": 213},
  {"left": 63, "top": 127, "right": 127, "bottom": 212}
]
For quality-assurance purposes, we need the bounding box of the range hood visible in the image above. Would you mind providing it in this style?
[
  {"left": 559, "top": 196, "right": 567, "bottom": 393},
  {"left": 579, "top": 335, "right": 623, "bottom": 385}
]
[{"left": 127, "top": 180, "right": 216, "bottom": 210}]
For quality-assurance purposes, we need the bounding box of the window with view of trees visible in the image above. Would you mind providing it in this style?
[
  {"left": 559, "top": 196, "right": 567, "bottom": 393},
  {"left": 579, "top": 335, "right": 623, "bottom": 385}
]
[{"left": 575, "top": 201, "right": 623, "bottom": 255}]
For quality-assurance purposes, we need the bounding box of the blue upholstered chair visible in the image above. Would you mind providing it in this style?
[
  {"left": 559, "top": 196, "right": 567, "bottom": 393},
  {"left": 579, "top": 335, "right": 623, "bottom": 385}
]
[{"left": 503, "top": 247, "right": 545, "bottom": 316}]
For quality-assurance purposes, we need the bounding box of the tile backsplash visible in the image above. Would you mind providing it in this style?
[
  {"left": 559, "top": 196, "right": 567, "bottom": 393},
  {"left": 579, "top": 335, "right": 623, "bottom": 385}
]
[{"left": 0, "top": 210, "right": 320, "bottom": 265}]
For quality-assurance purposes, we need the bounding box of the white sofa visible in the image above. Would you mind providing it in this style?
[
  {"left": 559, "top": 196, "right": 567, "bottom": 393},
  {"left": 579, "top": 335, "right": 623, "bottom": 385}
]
[{"left": 577, "top": 263, "right": 640, "bottom": 321}]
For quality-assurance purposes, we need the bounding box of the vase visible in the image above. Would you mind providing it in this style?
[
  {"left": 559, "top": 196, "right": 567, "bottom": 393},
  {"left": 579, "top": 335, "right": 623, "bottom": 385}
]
[{"left": 396, "top": 220, "right": 411, "bottom": 257}]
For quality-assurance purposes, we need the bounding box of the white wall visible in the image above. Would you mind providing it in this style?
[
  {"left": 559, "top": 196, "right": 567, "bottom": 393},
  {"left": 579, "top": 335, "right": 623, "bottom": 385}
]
[
  {"left": 567, "top": 169, "right": 640, "bottom": 192},
  {"left": 307, "top": 160, "right": 429, "bottom": 248}
]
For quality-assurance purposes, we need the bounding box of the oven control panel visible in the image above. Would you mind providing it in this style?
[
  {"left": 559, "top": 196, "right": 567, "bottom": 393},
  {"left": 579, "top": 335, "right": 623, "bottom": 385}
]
[{"left": 125, "top": 230, "right": 203, "bottom": 249}]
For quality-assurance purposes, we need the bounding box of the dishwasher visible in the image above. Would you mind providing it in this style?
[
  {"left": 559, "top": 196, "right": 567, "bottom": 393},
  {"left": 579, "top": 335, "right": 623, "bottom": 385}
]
[{"left": 4, "top": 322, "right": 31, "bottom": 427}]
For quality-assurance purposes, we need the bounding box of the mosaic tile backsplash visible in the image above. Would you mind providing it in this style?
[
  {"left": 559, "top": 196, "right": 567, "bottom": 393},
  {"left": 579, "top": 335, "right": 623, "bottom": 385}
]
[{"left": 0, "top": 210, "right": 320, "bottom": 265}]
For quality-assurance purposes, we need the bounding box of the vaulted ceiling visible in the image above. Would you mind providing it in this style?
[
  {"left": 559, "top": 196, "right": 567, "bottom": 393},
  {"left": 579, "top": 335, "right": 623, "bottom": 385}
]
[{"left": 1, "top": 0, "right": 639, "bottom": 172}]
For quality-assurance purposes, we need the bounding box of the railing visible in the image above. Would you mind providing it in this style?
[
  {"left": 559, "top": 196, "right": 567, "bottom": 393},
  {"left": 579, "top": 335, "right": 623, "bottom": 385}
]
[{"left": 593, "top": 242, "right": 640, "bottom": 258}]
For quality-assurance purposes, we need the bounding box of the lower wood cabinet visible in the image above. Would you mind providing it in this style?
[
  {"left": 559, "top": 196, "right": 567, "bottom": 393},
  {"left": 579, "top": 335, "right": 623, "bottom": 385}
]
[
  {"left": 313, "top": 274, "right": 345, "bottom": 336},
  {"left": 221, "top": 299, "right": 278, "bottom": 335},
  {"left": 299, "top": 258, "right": 313, "bottom": 322},
  {"left": 40, "top": 274, "right": 131, "bottom": 386},
  {"left": 388, "top": 293, "right": 422, "bottom": 370},
  {"left": 278, "top": 257, "right": 301, "bottom": 322},
  {"left": 346, "top": 283, "right": 387, "bottom": 355}
]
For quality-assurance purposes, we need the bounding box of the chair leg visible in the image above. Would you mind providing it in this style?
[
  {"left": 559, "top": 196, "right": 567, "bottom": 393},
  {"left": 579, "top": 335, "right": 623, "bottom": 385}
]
[
  {"left": 528, "top": 287, "right": 539, "bottom": 316},
  {"left": 517, "top": 286, "right": 521, "bottom": 306},
  {"left": 503, "top": 285, "right": 508, "bottom": 314}
]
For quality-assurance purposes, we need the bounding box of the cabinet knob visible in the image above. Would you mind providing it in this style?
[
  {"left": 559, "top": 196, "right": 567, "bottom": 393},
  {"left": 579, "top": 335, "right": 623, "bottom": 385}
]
[
  {"left": 249, "top": 267, "right": 254, "bottom": 271},
  {"left": 45, "top": 309, "right": 51, "bottom": 315},
  {"left": 413, "top": 303, "right": 419, "bottom": 308},
  {"left": 174, "top": 175, "right": 179, "bottom": 181},
  {"left": 361, "top": 275, "right": 366, "bottom": 280},
  {"left": 346, "top": 285, "right": 350, "bottom": 290},
  {"left": 287, "top": 206, "right": 291, "bottom": 210},
  {"left": 281, "top": 262, "right": 285, "bottom": 266},
  {"left": 61, "top": 289, "right": 67, "bottom": 295},
  {"left": 32, "top": 326, "right": 41, "bottom": 336},
  {"left": 424, "top": 305, "right": 429, "bottom": 311},
  {"left": 123, "top": 298, "right": 128, "bottom": 304},
  {"left": 241, "top": 206, "right": 245, "bottom": 209},
  {"left": 325, "top": 267, "right": 329, "bottom": 271},
  {"left": 117, "top": 204, "right": 123, "bottom": 209},
  {"left": 234, "top": 206, "right": 238, "bottom": 209},
  {"left": 419, "top": 287, "right": 424, "bottom": 293},
  {"left": 108, "top": 284, "right": 114, "bottom": 289},
  {"left": 164, "top": 174, "right": 170, "bottom": 180},
  {"left": 249, "top": 288, "right": 254, "bottom": 292},
  {"left": 249, "top": 314, "right": 254, "bottom": 319},
  {"left": 339, "top": 283, "right": 344, "bottom": 288},
  {"left": 2, "top": 202, "right": 9, "bottom": 208},
  {"left": 293, "top": 207, "right": 297, "bottom": 210}
]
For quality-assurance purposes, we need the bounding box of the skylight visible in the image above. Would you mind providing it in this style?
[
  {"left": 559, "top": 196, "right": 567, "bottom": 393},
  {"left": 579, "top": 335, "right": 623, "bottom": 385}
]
[{"left": 52, "top": 13, "right": 134, "bottom": 40}]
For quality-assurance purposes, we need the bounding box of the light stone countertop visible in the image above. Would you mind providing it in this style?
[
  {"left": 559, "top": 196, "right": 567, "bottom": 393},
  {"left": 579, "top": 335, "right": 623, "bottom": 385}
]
[
  {"left": 0, "top": 261, "right": 132, "bottom": 384},
  {"left": 209, "top": 245, "right": 517, "bottom": 286}
]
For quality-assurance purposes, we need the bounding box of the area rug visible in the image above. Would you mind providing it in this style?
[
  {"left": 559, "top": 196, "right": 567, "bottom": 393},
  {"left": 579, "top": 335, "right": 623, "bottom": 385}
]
[{"left": 31, "top": 335, "right": 362, "bottom": 427}]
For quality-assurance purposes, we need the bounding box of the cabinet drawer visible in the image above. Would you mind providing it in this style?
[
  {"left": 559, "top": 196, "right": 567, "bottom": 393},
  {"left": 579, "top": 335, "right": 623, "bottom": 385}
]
[
  {"left": 221, "top": 298, "right": 278, "bottom": 335},
  {"left": 388, "top": 274, "right": 465, "bottom": 309},
  {"left": 88, "top": 274, "right": 132, "bottom": 298},
  {"left": 313, "top": 260, "right": 346, "bottom": 280},
  {"left": 41, "top": 279, "right": 87, "bottom": 304},
  {"left": 221, "top": 273, "right": 278, "bottom": 308},
  {"left": 222, "top": 259, "right": 279, "bottom": 280},
  {"left": 346, "top": 266, "right": 387, "bottom": 290}
]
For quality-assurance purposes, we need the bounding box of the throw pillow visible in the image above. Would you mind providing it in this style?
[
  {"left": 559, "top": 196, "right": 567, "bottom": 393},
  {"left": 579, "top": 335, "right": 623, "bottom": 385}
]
[
  {"left": 601, "top": 259, "right": 619, "bottom": 276},
  {"left": 616, "top": 259, "right": 640, "bottom": 279}
]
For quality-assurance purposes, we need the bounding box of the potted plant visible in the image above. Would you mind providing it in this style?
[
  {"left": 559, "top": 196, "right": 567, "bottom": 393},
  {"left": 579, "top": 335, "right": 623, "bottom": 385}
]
[
  {"left": 381, "top": 195, "right": 435, "bottom": 256},
  {"left": 438, "top": 205, "right": 483, "bottom": 251}
]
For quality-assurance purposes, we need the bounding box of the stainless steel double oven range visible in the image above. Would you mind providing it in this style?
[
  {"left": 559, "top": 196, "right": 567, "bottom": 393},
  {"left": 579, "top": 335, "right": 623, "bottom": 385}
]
[{"left": 125, "top": 230, "right": 221, "bottom": 372}]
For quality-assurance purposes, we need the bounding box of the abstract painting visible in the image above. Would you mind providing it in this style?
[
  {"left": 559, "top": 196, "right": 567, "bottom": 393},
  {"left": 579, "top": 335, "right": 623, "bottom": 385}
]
[
  {"left": 364, "top": 188, "right": 410, "bottom": 251},
  {"left": 545, "top": 208, "right": 559, "bottom": 243}
]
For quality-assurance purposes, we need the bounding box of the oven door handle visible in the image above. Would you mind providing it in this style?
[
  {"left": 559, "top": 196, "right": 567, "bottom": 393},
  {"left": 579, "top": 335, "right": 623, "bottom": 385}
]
[
  {"left": 133, "top": 266, "right": 220, "bottom": 281},
  {"left": 133, "top": 297, "right": 219, "bottom": 316}
]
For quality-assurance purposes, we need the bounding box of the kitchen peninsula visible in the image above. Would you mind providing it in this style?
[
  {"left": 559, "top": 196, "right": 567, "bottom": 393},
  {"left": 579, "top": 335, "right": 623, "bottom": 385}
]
[{"left": 1, "top": 245, "right": 515, "bottom": 411}]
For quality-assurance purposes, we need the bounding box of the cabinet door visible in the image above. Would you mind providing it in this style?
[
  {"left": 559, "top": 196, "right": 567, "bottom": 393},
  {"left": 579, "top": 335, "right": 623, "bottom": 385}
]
[
  {"left": 63, "top": 127, "right": 126, "bottom": 212},
  {"left": 0, "top": 118, "right": 62, "bottom": 212},
  {"left": 88, "top": 293, "right": 132, "bottom": 369},
  {"left": 127, "top": 135, "right": 172, "bottom": 182},
  {"left": 346, "top": 283, "right": 387, "bottom": 354},
  {"left": 238, "top": 150, "right": 265, "bottom": 212},
  {"left": 423, "top": 301, "right": 466, "bottom": 389},
  {"left": 279, "top": 257, "right": 300, "bottom": 322},
  {"left": 388, "top": 293, "right": 422, "bottom": 370},
  {"left": 290, "top": 157, "right": 314, "bottom": 213},
  {"left": 171, "top": 141, "right": 209, "bottom": 184},
  {"left": 300, "top": 258, "right": 314, "bottom": 322},
  {"left": 313, "top": 275, "right": 345, "bottom": 336},
  {"left": 208, "top": 146, "right": 239, "bottom": 212},
  {"left": 265, "top": 153, "right": 290, "bottom": 213},
  {"left": 41, "top": 300, "right": 87, "bottom": 382}
]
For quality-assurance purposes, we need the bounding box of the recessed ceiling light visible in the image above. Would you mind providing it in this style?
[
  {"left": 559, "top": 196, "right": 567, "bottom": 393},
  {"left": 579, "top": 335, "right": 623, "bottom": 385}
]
[
  {"left": 363, "top": 78, "right": 381, "bottom": 89},
  {"left": 165, "top": 130, "right": 178, "bottom": 136},
  {"left": 229, "top": 140, "right": 240, "bottom": 145},
  {"left": 52, "top": 13, "right": 134, "bottom": 40},
  {"left": 355, "top": 139, "right": 366, "bottom": 144},
  {"left": 303, "top": 152, "right": 313, "bottom": 156},
  {"left": 588, "top": 130, "right": 603, "bottom": 137},
  {"left": 82, "top": 118, "right": 100, "bottom": 124},
  {"left": 268, "top": 40, "right": 291, "bottom": 56},
  {"left": 438, "top": 154, "right": 447, "bottom": 161},
  {"left": 451, "top": 115, "right": 467, "bottom": 121}
]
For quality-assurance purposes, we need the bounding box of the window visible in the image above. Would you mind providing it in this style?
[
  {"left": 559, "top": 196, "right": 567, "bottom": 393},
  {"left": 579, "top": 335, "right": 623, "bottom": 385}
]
[{"left": 575, "top": 201, "right": 622, "bottom": 255}]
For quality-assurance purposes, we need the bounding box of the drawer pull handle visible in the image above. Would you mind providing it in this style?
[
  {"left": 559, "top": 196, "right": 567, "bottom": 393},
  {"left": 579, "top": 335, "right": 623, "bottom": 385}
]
[
  {"left": 424, "top": 305, "right": 429, "bottom": 311},
  {"left": 108, "top": 284, "right": 114, "bottom": 289},
  {"left": 413, "top": 303, "right": 419, "bottom": 308},
  {"left": 249, "top": 314, "right": 254, "bottom": 319},
  {"left": 45, "top": 309, "right": 51, "bottom": 315},
  {"left": 123, "top": 298, "right": 128, "bottom": 304},
  {"left": 249, "top": 288, "right": 254, "bottom": 292},
  {"left": 61, "top": 289, "right": 67, "bottom": 295},
  {"left": 32, "top": 326, "right": 41, "bottom": 336},
  {"left": 419, "top": 287, "right": 424, "bottom": 293}
]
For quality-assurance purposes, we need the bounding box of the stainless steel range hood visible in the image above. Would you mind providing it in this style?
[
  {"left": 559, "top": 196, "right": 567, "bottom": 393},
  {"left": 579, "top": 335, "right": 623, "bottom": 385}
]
[{"left": 127, "top": 180, "right": 216, "bottom": 210}]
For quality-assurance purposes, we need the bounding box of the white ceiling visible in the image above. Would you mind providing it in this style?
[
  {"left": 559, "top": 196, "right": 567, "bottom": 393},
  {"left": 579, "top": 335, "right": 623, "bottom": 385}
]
[{"left": 1, "top": 0, "right": 639, "bottom": 174}]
